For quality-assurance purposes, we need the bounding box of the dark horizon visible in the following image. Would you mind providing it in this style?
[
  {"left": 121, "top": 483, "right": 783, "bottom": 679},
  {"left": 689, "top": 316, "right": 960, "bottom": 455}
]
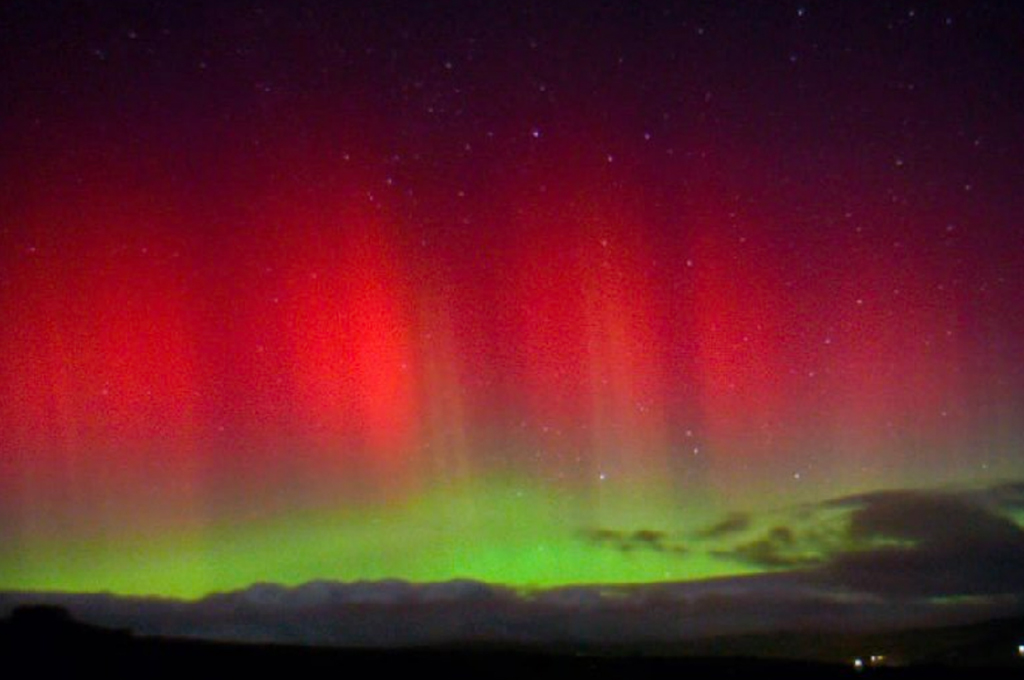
[{"left": 3, "top": 592, "right": 1024, "bottom": 673}]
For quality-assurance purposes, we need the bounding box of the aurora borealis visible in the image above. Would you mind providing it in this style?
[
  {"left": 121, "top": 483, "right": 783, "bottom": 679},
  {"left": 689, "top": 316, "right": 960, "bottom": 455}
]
[{"left": 2, "top": 1, "right": 1024, "bottom": 601}]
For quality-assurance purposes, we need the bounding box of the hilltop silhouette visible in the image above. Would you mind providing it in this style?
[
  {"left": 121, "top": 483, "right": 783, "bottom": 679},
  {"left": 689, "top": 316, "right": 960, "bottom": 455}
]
[{"left": 3, "top": 602, "right": 1023, "bottom": 678}]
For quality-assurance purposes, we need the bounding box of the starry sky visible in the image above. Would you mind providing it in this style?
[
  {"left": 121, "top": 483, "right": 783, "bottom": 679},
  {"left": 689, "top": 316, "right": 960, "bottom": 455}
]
[{"left": 1, "top": 0, "right": 1023, "bottom": 598}]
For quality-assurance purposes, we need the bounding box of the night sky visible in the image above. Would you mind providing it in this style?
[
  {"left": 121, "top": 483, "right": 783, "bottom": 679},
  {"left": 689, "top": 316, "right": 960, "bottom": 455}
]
[{"left": 2, "top": 1, "right": 1024, "bottom": 599}]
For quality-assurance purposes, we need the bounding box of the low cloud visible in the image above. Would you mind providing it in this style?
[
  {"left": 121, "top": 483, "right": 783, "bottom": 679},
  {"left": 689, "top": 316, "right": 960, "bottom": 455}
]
[
  {"left": 581, "top": 528, "right": 686, "bottom": 554},
  {"left": 715, "top": 526, "right": 823, "bottom": 569},
  {"left": 816, "top": 489, "right": 1024, "bottom": 598},
  {"left": 585, "top": 482, "right": 1024, "bottom": 602},
  {"left": 697, "top": 512, "right": 751, "bottom": 539}
]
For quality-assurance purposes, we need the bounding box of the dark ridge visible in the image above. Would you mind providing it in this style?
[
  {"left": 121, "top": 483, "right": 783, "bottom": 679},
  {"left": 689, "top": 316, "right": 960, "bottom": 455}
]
[{"left": 2, "top": 606, "right": 1023, "bottom": 678}]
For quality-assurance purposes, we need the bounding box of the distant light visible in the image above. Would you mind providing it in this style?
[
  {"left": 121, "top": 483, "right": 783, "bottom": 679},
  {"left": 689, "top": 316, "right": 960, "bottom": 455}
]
[
  {"left": 853, "top": 658, "right": 864, "bottom": 671},
  {"left": 1018, "top": 643, "right": 1024, "bottom": 657}
]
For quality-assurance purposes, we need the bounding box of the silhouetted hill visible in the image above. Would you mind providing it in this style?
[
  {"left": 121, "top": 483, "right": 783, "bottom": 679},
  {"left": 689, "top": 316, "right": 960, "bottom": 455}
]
[{"left": 2, "top": 605, "right": 1023, "bottom": 678}]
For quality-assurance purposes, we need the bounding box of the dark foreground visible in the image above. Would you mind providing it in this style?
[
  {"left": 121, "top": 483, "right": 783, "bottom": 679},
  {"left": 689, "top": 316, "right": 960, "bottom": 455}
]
[{"left": 2, "top": 605, "right": 1022, "bottom": 679}]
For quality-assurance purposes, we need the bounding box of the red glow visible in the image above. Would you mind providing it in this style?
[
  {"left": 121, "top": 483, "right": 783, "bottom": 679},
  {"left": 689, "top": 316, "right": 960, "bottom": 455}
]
[
  {"left": 280, "top": 197, "right": 419, "bottom": 469},
  {"left": 688, "top": 227, "right": 788, "bottom": 456},
  {"left": 0, "top": 116, "right": 1013, "bottom": 526}
]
